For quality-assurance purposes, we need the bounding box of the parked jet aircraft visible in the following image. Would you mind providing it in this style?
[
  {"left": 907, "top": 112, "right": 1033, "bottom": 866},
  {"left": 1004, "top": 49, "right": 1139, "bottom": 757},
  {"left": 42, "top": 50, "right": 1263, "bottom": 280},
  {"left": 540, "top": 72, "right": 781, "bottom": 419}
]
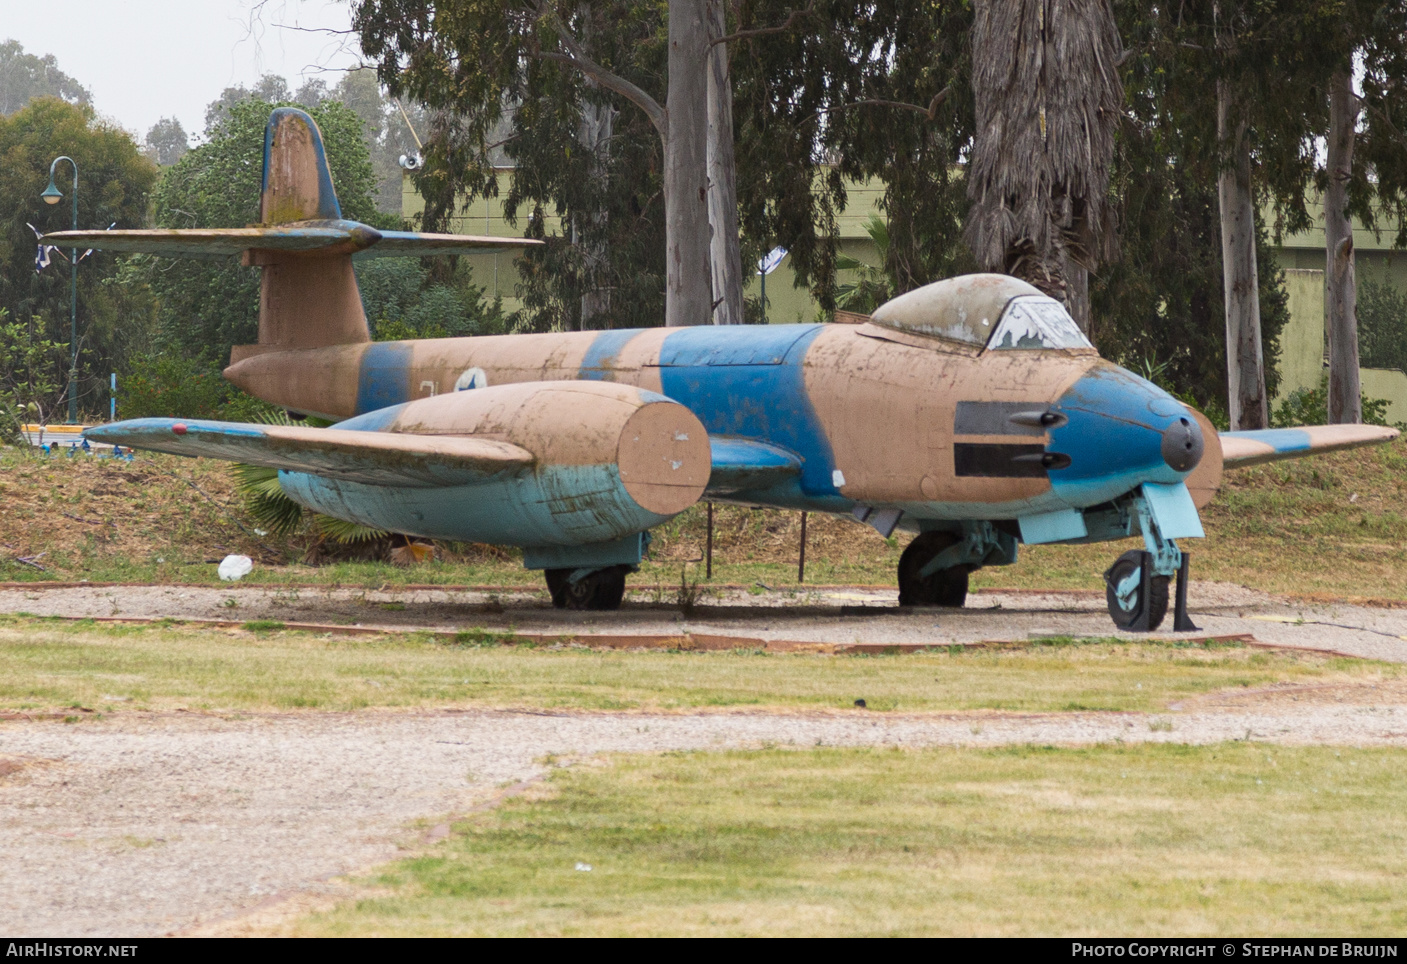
[{"left": 55, "top": 109, "right": 1397, "bottom": 630}]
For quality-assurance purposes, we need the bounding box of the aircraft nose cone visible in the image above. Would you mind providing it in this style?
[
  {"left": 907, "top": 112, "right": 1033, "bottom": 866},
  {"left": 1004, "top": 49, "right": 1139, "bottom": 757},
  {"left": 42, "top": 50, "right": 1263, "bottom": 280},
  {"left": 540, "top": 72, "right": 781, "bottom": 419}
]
[{"left": 1161, "top": 416, "right": 1204, "bottom": 472}]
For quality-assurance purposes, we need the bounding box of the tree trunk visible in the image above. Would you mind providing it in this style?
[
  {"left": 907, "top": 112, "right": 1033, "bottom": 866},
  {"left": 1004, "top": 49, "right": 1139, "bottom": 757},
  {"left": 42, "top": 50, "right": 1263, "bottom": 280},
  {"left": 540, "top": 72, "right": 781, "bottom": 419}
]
[
  {"left": 1063, "top": 253, "right": 1091, "bottom": 337},
  {"left": 664, "top": 0, "right": 713, "bottom": 327},
  {"left": 705, "top": 0, "right": 744, "bottom": 326},
  {"left": 1326, "top": 68, "right": 1361, "bottom": 424},
  {"left": 578, "top": 87, "right": 616, "bottom": 329},
  {"left": 1216, "top": 81, "right": 1269, "bottom": 430}
]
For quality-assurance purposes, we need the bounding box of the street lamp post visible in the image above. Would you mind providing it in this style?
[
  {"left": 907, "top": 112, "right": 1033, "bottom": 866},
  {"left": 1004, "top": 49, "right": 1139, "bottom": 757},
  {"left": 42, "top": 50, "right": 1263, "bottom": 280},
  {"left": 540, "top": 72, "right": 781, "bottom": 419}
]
[{"left": 42, "top": 156, "right": 79, "bottom": 424}]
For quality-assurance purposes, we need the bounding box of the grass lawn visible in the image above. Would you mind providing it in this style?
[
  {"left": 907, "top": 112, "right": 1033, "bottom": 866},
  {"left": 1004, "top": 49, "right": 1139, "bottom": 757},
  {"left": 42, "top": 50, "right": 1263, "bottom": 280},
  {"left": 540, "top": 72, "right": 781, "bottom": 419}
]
[
  {"left": 291, "top": 743, "right": 1407, "bottom": 936},
  {"left": 0, "top": 616, "right": 1397, "bottom": 716}
]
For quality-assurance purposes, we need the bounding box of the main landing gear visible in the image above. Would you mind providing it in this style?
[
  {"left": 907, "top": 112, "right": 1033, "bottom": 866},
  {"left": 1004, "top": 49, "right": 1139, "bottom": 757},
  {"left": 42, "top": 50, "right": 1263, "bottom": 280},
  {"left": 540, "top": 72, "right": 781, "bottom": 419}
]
[
  {"left": 898, "top": 533, "right": 970, "bottom": 607},
  {"left": 897, "top": 522, "right": 1018, "bottom": 607},
  {"left": 545, "top": 565, "right": 630, "bottom": 610}
]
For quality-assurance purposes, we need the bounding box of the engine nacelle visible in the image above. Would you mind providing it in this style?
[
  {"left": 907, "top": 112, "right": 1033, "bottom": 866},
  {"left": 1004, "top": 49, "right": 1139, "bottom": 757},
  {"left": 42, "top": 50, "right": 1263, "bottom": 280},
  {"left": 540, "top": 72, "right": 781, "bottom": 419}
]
[{"left": 277, "top": 381, "right": 710, "bottom": 549}]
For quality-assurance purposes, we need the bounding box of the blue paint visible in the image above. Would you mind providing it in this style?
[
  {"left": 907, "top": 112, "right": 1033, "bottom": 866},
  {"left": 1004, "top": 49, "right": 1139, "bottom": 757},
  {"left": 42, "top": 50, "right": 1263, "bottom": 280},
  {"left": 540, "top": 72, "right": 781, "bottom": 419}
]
[
  {"left": 579, "top": 329, "right": 641, "bottom": 380},
  {"left": 279, "top": 462, "right": 673, "bottom": 547},
  {"left": 1140, "top": 482, "right": 1205, "bottom": 539},
  {"left": 656, "top": 324, "right": 813, "bottom": 366},
  {"left": 708, "top": 436, "right": 801, "bottom": 494},
  {"left": 522, "top": 533, "right": 647, "bottom": 570},
  {"left": 1018, "top": 507, "right": 1088, "bottom": 544},
  {"left": 86, "top": 418, "right": 265, "bottom": 445},
  {"left": 338, "top": 402, "right": 410, "bottom": 433},
  {"left": 1220, "top": 428, "right": 1312, "bottom": 454},
  {"left": 657, "top": 325, "right": 840, "bottom": 497},
  {"left": 261, "top": 108, "right": 341, "bottom": 221},
  {"left": 1047, "top": 364, "right": 1189, "bottom": 508},
  {"left": 356, "top": 342, "right": 414, "bottom": 414}
]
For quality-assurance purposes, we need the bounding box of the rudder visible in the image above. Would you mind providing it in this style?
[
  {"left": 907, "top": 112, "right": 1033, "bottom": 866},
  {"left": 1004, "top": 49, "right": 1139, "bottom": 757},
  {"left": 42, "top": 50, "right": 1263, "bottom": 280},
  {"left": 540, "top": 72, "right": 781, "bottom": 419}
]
[
  {"left": 260, "top": 107, "right": 342, "bottom": 224},
  {"left": 235, "top": 108, "right": 370, "bottom": 362}
]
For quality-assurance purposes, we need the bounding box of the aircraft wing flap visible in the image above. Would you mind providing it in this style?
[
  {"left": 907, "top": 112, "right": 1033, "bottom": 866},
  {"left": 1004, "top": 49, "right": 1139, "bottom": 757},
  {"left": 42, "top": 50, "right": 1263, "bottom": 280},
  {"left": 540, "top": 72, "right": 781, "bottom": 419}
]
[
  {"left": 1220, "top": 424, "right": 1400, "bottom": 468},
  {"left": 84, "top": 418, "right": 534, "bottom": 487},
  {"left": 708, "top": 437, "right": 802, "bottom": 494}
]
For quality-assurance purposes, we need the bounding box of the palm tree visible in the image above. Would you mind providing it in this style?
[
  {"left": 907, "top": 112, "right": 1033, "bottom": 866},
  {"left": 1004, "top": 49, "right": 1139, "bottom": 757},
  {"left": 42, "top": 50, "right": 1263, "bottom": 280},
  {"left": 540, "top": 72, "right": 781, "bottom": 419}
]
[
  {"left": 965, "top": 0, "right": 1124, "bottom": 332},
  {"left": 835, "top": 214, "right": 893, "bottom": 314}
]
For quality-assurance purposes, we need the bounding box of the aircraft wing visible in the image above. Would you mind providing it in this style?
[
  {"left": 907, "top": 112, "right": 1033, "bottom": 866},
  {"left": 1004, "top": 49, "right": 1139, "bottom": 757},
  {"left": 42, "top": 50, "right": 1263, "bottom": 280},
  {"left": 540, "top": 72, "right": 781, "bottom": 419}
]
[
  {"left": 84, "top": 418, "right": 533, "bottom": 488},
  {"left": 42, "top": 222, "right": 535, "bottom": 261},
  {"left": 1220, "top": 424, "right": 1400, "bottom": 468},
  {"left": 707, "top": 437, "right": 802, "bottom": 494}
]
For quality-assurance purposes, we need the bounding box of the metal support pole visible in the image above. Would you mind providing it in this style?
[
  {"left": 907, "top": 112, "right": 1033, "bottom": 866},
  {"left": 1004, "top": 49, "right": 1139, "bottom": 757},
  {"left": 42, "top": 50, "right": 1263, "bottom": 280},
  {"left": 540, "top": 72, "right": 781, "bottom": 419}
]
[
  {"left": 705, "top": 502, "right": 713, "bottom": 580},
  {"left": 44, "top": 156, "right": 79, "bottom": 423},
  {"left": 797, "top": 511, "right": 807, "bottom": 583},
  {"left": 1173, "top": 551, "right": 1200, "bottom": 632}
]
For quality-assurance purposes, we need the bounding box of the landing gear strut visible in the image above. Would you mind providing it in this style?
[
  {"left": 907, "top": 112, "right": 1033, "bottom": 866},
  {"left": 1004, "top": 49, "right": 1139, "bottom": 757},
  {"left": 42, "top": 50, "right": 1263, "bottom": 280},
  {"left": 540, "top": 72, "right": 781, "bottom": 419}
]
[{"left": 545, "top": 565, "right": 629, "bottom": 610}]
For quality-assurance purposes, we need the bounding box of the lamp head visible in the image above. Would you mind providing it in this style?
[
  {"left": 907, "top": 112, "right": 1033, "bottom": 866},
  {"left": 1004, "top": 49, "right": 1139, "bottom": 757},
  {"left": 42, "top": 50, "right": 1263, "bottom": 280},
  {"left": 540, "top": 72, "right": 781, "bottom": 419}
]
[{"left": 41, "top": 179, "right": 63, "bottom": 205}]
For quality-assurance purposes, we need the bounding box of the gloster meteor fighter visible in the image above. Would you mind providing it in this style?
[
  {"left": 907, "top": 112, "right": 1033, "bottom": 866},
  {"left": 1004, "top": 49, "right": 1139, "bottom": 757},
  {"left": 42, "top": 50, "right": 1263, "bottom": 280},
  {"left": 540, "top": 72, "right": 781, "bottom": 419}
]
[{"left": 61, "top": 109, "right": 1397, "bottom": 629}]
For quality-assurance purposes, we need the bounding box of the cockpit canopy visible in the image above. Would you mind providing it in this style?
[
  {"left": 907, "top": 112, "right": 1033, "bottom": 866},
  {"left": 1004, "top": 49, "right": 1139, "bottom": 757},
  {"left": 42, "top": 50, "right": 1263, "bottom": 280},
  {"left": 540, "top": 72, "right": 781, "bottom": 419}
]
[{"left": 868, "top": 274, "right": 1093, "bottom": 351}]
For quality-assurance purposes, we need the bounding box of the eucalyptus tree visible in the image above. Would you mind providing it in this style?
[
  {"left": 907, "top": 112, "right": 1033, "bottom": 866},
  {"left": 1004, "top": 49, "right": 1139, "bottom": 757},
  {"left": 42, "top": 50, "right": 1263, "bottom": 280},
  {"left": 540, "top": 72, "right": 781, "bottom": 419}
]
[
  {"left": 355, "top": 0, "right": 719, "bottom": 328},
  {"left": 1316, "top": 0, "right": 1407, "bottom": 423},
  {"left": 729, "top": 0, "right": 973, "bottom": 315},
  {"left": 964, "top": 0, "right": 1124, "bottom": 332},
  {"left": 1126, "top": 0, "right": 1337, "bottom": 430}
]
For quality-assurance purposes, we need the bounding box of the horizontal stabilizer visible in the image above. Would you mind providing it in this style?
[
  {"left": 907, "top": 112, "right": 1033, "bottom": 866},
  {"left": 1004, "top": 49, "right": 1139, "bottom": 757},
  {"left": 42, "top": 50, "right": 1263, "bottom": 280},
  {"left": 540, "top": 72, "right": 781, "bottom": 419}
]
[
  {"left": 708, "top": 437, "right": 802, "bottom": 494},
  {"left": 1220, "top": 424, "right": 1400, "bottom": 468},
  {"left": 85, "top": 418, "right": 534, "bottom": 488},
  {"left": 42, "top": 221, "right": 534, "bottom": 261},
  {"left": 353, "top": 230, "right": 537, "bottom": 259}
]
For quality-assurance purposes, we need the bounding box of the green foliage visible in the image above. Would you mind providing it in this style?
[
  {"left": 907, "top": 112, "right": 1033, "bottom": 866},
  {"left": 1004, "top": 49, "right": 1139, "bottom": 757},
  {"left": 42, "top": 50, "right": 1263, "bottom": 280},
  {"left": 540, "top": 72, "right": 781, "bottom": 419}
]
[
  {"left": 138, "top": 97, "right": 398, "bottom": 369},
  {"left": 1358, "top": 276, "right": 1407, "bottom": 373},
  {"left": 1091, "top": 11, "right": 1290, "bottom": 416},
  {"left": 232, "top": 463, "right": 304, "bottom": 537},
  {"left": 1271, "top": 373, "right": 1392, "bottom": 428},
  {"left": 117, "top": 353, "right": 278, "bottom": 422},
  {"left": 118, "top": 355, "right": 227, "bottom": 420},
  {"left": 834, "top": 215, "right": 893, "bottom": 313},
  {"left": 0, "top": 308, "right": 61, "bottom": 441},
  {"left": 0, "top": 40, "right": 90, "bottom": 115},
  {"left": 0, "top": 98, "right": 158, "bottom": 418},
  {"left": 358, "top": 258, "right": 503, "bottom": 340}
]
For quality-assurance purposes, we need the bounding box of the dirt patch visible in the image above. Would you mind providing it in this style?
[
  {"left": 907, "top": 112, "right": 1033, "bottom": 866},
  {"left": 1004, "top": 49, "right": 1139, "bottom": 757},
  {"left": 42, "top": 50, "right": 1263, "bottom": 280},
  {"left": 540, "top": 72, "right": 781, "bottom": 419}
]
[{"left": 1177, "top": 677, "right": 1407, "bottom": 710}]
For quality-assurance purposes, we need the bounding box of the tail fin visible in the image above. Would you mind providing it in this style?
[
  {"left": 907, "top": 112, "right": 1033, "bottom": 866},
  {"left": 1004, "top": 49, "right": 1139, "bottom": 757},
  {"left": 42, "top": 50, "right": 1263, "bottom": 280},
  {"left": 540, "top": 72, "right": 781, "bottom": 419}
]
[
  {"left": 242, "top": 107, "right": 369, "bottom": 359},
  {"left": 39, "top": 107, "right": 533, "bottom": 364},
  {"left": 260, "top": 107, "right": 343, "bottom": 224}
]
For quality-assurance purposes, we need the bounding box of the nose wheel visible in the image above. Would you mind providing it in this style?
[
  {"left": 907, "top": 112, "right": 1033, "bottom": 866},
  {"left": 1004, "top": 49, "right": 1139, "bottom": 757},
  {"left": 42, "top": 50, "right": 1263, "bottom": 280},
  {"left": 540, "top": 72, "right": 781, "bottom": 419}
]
[{"left": 1102, "top": 549, "right": 1199, "bottom": 633}]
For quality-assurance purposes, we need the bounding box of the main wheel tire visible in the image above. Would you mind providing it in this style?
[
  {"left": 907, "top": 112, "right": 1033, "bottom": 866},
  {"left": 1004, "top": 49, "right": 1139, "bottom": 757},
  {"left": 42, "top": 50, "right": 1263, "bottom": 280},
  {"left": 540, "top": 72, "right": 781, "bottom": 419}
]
[
  {"left": 1104, "top": 550, "right": 1170, "bottom": 631},
  {"left": 897, "top": 532, "right": 970, "bottom": 607},
  {"left": 544, "top": 566, "right": 629, "bottom": 611}
]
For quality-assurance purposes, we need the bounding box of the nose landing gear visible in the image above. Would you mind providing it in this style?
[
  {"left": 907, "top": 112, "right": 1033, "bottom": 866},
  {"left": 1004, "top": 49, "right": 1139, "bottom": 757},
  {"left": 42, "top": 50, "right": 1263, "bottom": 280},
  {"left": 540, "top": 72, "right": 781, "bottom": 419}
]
[{"left": 1102, "top": 549, "right": 1198, "bottom": 632}]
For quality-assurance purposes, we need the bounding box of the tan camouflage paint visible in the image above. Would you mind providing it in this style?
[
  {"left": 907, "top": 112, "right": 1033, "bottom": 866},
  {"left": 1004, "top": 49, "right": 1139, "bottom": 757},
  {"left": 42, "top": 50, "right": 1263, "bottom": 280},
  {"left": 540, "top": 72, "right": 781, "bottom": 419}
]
[
  {"left": 260, "top": 112, "right": 325, "bottom": 225},
  {"left": 803, "top": 325, "right": 1098, "bottom": 504},
  {"left": 386, "top": 381, "right": 708, "bottom": 513}
]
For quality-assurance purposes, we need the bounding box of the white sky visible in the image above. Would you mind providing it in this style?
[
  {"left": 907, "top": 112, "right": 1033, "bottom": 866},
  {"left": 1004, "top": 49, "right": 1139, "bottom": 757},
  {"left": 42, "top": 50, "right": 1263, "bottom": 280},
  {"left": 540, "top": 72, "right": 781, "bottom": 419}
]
[{"left": 3, "top": 0, "right": 363, "bottom": 140}]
